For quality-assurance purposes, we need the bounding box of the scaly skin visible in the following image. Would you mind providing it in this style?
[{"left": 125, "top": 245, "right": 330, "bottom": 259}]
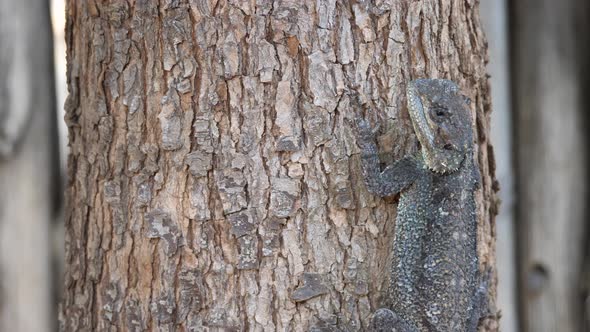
[{"left": 355, "top": 79, "right": 488, "bottom": 332}]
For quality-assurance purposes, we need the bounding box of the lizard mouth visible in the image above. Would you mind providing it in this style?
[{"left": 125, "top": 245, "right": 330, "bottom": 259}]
[{"left": 443, "top": 143, "right": 454, "bottom": 151}]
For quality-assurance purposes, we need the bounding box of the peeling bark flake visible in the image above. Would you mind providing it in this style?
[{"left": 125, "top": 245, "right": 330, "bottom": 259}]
[
  {"left": 144, "top": 209, "right": 183, "bottom": 256},
  {"left": 291, "top": 273, "right": 330, "bottom": 302},
  {"left": 270, "top": 177, "right": 301, "bottom": 218}
]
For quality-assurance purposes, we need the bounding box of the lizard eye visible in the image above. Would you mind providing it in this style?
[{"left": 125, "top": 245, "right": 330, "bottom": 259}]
[{"left": 431, "top": 107, "right": 449, "bottom": 118}]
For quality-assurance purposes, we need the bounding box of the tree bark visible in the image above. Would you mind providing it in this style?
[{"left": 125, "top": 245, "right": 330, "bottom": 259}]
[
  {"left": 61, "top": 0, "right": 497, "bottom": 331},
  {"left": 0, "top": 0, "right": 59, "bottom": 331}
]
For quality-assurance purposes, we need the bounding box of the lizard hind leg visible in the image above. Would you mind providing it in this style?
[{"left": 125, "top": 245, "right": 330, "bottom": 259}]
[{"left": 370, "top": 308, "right": 418, "bottom": 332}]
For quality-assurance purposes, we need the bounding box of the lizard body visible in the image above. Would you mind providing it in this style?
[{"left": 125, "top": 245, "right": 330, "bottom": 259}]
[{"left": 355, "top": 79, "right": 488, "bottom": 332}]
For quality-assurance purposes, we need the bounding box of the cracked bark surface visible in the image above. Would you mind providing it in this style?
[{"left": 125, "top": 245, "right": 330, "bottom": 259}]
[{"left": 60, "top": 0, "right": 497, "bottom": 330}]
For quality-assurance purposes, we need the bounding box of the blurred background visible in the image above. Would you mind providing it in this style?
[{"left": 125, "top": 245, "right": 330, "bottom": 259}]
[{"left": 0, "top": 0, "right": 588, "bottom": 331}]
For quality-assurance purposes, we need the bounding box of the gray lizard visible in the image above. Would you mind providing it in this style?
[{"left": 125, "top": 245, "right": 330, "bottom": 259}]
[{"left": 354, "top": 79, "right": 489, "bottom": 332}]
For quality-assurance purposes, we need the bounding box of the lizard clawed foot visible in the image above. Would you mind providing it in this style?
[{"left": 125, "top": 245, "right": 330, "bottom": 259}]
[
  {"left": 348, "top": 91, "right": 381, "bottom": 141},
  {"left": 371, "top": 308, "right": 415, "bottom": 332},
  {"left": 354, "top": 117, "right": 380, "bottom": 141}
]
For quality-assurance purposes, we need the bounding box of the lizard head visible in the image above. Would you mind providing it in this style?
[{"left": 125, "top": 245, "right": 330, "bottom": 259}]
[{"left": 407, "top": 79, "right": 473, "bottom": 173}]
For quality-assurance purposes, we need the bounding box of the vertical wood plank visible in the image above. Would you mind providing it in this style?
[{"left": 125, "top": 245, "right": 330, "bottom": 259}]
[
  {"left": 513, "top": 0, "right": 589, "bottom": 331},
  {"left": 0, "top": 1, "right": 58, "bottom": 331}
]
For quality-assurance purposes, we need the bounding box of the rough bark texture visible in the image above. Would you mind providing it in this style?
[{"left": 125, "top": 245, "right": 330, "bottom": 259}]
[
  {"left": 61, "top": 0, "right": 497, "bottom": 331},
  {"left": 0, "top": 0, "right": 58, "bottom": 331}
]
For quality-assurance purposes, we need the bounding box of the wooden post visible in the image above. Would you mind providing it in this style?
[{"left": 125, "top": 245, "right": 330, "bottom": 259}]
[
  {"left": 513, "top": 0, "right": 589, "bottom": 331},
  {"left": 0, "top": 1, "right": 59, "bottom": 331}
]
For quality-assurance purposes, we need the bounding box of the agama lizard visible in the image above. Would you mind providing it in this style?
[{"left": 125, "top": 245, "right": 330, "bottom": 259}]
[{"left": 354, "top": 79, "right": 489, "bottom": 331}]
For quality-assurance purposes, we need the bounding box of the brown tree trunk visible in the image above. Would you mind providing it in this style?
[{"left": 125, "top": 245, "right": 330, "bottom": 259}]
[{"left": 60, "top": 1, "right": 497, "bottom": 330}]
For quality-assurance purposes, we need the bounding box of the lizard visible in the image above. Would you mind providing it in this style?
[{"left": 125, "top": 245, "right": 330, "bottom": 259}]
[{"left": 353, "top": 79, "right": 489, "bottom": 331}]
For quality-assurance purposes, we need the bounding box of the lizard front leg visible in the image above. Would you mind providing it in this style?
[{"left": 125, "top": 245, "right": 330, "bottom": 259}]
[
  {"left": 371, "top": 308, "right": 418, "bottom": 332},
  {"left": 355, "top": 118, "right": 423, "bottom": 331},
  {"left": 354, "top": 118, "right": 422, "bottom": 197}
]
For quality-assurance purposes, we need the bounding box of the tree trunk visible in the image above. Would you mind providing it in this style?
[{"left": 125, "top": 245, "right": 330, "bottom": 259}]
[
  {"left": 60, "top": 1, "right": 497, "bottom": 330},
  {"left": 0, "top": 0, "right": 59, "bottom": 331}
]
